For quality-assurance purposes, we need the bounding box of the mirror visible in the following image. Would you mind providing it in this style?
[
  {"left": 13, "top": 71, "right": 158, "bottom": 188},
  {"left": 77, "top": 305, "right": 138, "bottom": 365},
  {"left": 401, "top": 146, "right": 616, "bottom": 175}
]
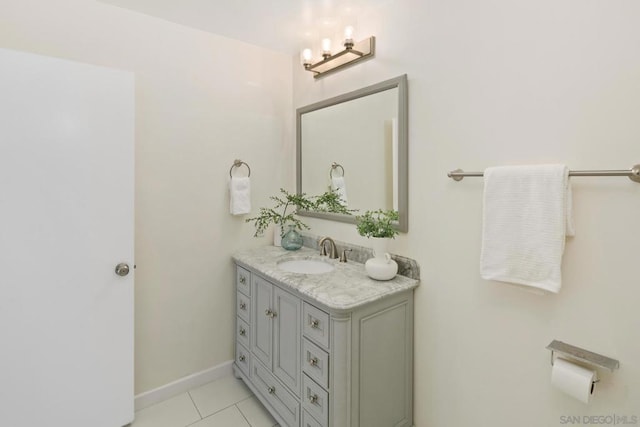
[{"left": 296, "top": 75, "right": 408, "bottom": 231}]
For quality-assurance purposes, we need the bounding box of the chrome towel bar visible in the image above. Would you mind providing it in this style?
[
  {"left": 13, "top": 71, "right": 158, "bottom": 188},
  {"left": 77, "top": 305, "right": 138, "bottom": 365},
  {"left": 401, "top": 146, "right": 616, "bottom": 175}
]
[{"left": 448, "top": 164, "right": 640, "bottom": 183}]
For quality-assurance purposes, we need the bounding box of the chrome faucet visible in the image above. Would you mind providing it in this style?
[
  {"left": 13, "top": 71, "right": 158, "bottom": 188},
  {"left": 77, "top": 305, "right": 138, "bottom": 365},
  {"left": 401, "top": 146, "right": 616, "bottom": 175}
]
[{"left": 318, "top": 237, "right": 338, "bottom": 259}]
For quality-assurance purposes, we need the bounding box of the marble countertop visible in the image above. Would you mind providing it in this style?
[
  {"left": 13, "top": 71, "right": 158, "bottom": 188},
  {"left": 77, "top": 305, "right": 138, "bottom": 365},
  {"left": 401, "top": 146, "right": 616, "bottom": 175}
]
[{"left": 233, "top": 246, "right": 419, "bottom": 311}]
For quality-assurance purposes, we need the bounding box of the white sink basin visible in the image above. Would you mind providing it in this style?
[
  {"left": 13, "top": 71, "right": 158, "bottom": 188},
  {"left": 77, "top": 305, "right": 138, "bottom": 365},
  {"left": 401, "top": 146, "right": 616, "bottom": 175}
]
[{"left": 277, "top": 259, "right": 335, "bottom": 275}]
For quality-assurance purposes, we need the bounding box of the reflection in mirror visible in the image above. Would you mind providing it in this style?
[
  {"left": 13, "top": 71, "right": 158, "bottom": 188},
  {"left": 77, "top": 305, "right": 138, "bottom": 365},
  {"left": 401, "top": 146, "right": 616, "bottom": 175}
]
[{"left": 296, "top": 75, "right": 408, "bottom": 231}]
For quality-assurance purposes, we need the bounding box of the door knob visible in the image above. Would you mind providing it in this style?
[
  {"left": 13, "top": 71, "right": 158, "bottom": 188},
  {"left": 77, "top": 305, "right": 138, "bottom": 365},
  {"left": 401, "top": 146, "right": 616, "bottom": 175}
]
[{"left": 115, "top": 263, "right": 130, "bottom": 277}]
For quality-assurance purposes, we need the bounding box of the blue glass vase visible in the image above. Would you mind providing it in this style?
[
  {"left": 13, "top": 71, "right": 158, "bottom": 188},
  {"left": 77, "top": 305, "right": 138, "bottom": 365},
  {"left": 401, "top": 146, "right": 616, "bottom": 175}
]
[{"left": 281, "top": 224, "right": 303, "bottom": 251}]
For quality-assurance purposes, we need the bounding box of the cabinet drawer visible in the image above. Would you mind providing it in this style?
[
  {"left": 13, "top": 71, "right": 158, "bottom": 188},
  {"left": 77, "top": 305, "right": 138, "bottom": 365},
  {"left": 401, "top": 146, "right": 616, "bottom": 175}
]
[
  {"left": 302, "top": 374, "right": 328, "bottom": 426},
  {"left": 252, "top": 360, "right": 300, "bottom": 427},
  {"left": 302, "top": 410, "right": 324, "bottom": 427},
  {"left": 303, "top": 302, "right": 330, "bottom": 349},
  {"left": 236, "top": 317, "right": 250, "bottom": 349},
  {"left": 302, "top": 339, "right": 329, "bottom": 390},
  {"left": 236, "top": 291, "right": 250, "bottom": 323},
  {"left": 235, "top": 342, "right": 251, "bottom": 377},
  {"left": 236, "top": 266, "right": 251, "bottom": 296}
]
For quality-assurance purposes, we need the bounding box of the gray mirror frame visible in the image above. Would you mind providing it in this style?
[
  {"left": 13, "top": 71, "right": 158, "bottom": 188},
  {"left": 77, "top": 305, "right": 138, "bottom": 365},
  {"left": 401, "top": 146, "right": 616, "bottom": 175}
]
[{"left": 296, "top": 74, "right": 408, "bottom": 232}]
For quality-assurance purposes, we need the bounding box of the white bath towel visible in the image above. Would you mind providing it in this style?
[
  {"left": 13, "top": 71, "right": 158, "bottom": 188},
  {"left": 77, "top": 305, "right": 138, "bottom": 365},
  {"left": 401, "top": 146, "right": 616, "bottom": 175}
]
[
  {"left": 229, "top": 177, "right": 251, "bottom": 215},
  {"left": 331, "top": 177, "right": 348, "bottom": 206},
  {"left": 480, "top": 164, "right": 574, "bottom": 293}
]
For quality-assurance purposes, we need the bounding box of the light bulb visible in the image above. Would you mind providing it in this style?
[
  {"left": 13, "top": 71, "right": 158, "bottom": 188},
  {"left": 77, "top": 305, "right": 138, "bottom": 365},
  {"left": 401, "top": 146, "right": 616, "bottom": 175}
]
[
  {"left": 321, "top": 38, "right": 332, "bottom": 58},
  {"left": 344, "top": 26, "right": 354, "bottom": 40},
  {"left": 344, "top": 26, "right": 355, "bottom": 49},
  {"left": 301, "top": 48, "right": 313, "bottom": 67}
]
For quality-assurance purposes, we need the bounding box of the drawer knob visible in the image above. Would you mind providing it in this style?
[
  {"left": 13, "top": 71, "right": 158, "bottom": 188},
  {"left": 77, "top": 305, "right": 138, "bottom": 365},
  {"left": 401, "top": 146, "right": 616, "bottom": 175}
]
[
  {"left": 239, "top": 302, "right": 247, "bottom": 310},
  {"left": 267, "top": 386, "right": 276, "bottom": 394},
  {"left": 309, "top": 357, "right": 319, "bottom": 367},
  {"left": 265, "top": 309, "right": 277, "bottom": 318},
  {"left": 239, "top": 354, "right": 246, "bottom": 362},
  {"left": 310, "top": 319, "right": 319, "bottom": 328},
  {"left": 239, "top": 327, "right": 246, "bottom": 336},
  {"left": 309, "top": 394, "right": 319, "bottom": 404},
  {"left": 239, "top": 276, "right": 246, "bottom": 284}
]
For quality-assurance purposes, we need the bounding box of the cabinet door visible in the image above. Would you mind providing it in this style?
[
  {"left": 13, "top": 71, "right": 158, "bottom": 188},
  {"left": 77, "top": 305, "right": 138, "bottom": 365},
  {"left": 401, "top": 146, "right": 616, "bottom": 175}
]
[
  {"left": 252, "top": 276, "right": 273, "bottom": 368},
  {"left": 273, "top": 287, "right": 301, "bottom": 395}
]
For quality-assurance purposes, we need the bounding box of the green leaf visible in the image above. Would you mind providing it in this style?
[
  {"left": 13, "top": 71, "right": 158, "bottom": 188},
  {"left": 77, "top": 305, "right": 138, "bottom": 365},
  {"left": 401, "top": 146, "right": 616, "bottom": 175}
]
[
  {"left": 246, "top": 188, "right": 359, "bottom": 238},
  {"left": 355, "top": 209, "right": 400, "bottom": 238}
]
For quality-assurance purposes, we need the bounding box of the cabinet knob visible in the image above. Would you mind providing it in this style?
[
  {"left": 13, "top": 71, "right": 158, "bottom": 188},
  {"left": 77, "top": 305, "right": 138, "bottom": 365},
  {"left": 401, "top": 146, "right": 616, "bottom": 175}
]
[
  {"left": 239, "top": 327, "right": 246, "bottom": 336},
  {"left": 310, "top": 319, "right": 319, "bottom": 328},
  {"left": 265, "top": 309, "right": 277, "bottom": 318},
  {"left": 267, "top": 386, "right": 275, "bottom": 394},
  {"left": 309, "top": 394, "right": 319, "bottom": 404},
  {"left": 239, "top": 354, "right": 246, "bottom": 362},
  {"left": 239, "top": 276, "right": 246, "bottom": 284},
  {"left": 309, "top": 357, "right": 319, "bottom": 367},
  {"left": 239, "top": 302, "right": 246, "bottom": 310}
]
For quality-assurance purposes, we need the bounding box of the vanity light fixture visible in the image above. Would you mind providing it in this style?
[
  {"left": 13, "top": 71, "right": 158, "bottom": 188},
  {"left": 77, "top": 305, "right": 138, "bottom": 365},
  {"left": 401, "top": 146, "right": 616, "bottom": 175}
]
[{"left": 301, "top": 26, "right": 375, "bottom": 79}]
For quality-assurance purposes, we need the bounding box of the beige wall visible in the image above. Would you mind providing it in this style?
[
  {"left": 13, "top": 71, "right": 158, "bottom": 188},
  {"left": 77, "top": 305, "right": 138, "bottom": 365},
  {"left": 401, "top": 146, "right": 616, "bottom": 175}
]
[
  {"left": 1, "top": 0, "right": 292, "bottom": 393},
  {"left": 293, "top": 0, "right": 640, "bottom": 425}
]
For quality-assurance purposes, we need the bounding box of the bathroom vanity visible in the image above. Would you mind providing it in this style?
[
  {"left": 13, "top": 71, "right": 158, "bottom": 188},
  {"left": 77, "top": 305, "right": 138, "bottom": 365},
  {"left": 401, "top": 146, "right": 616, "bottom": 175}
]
[{"left": 232, "top": 246, "right": 418, "bottom": 427}]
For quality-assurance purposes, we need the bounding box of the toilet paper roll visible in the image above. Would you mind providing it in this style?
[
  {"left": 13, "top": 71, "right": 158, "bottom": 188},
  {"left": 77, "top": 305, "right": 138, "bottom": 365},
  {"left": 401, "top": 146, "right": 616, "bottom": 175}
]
[{"left": 551, "top": 358, "right": 597, "bottom": 404}]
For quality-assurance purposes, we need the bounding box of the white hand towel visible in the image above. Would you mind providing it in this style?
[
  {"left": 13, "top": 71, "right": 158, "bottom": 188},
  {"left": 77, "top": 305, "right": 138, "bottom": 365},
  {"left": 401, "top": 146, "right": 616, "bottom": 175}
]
[
  {"left": 480, "top": 164, "right": 574, "bottom": 293},
  {"left": 229, "top": 177, "right": 251, "bottom": 215},
  {"left": 331, "top": 177, "right": 348, "bottom": 206}
]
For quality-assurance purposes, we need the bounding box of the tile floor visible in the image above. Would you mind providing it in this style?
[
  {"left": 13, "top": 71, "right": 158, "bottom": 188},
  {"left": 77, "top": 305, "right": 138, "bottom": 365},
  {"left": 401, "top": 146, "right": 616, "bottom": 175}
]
[{"left": 131, "top": 375, "right": 278, "bottom": 427}]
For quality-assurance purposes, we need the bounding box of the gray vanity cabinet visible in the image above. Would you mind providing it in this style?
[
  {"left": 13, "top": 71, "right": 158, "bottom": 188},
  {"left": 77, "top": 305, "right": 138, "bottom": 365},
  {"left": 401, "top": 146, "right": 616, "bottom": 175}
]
[
  {"left": 272, "top": 286, "right": 302, "bottom": 394},
  {"left": 252, "top": 274, "right": 302, "bottom": 395},
  {"left": 250, "top": 273, "right": 302, "bottom": 425},
  {"left": 251, "top": 275, "right": 273, "bottom": 368},
  {"left": 234, "top": 262, "right": 414, "bottom": 427}
]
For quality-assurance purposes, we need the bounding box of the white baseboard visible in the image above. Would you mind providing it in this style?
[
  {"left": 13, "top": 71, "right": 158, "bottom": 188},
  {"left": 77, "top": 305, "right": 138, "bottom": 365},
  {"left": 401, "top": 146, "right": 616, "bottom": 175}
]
[{"left": 134, "top": 360, "right": 234, "bottom": 411}]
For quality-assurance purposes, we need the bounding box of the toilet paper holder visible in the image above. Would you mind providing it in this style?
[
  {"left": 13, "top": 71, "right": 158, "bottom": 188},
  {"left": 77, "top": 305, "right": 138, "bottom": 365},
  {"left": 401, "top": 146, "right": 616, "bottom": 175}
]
[{"left": 547, "top": 340, "right": 620, "bottom": 373}]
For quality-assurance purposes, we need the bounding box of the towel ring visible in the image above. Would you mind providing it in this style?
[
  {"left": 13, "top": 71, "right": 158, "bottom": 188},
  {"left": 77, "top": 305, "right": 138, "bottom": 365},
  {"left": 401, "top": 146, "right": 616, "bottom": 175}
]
[
  {"left": 229, "top": 159, "right": 251, "bottom": 178},
  {"left": 329, "top": 162, "right": 345, "bottom": 178}
]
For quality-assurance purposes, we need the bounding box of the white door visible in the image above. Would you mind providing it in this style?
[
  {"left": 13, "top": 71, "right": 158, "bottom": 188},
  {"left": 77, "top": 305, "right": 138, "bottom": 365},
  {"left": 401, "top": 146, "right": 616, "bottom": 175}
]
[{"left": 0, "top": 48, "right": 134, "bottom": 427}]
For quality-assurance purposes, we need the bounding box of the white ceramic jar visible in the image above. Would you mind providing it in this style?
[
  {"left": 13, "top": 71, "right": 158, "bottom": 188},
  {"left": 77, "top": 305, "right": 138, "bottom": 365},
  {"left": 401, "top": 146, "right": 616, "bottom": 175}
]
[{"left": 365, "top": 253, "right": 398, "bottom": 280}]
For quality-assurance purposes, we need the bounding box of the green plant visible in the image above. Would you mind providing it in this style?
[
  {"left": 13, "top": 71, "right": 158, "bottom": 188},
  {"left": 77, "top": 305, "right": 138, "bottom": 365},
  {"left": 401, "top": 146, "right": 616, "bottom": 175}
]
[
  {"left": 313, "top": 190, "right": 356, "bottom": 215},
  {"left": 246, "top": 188, "right": 354, "bottom": 237},
  {"left": 356, "top": 209, "right": 400, "bottom": 238}
]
